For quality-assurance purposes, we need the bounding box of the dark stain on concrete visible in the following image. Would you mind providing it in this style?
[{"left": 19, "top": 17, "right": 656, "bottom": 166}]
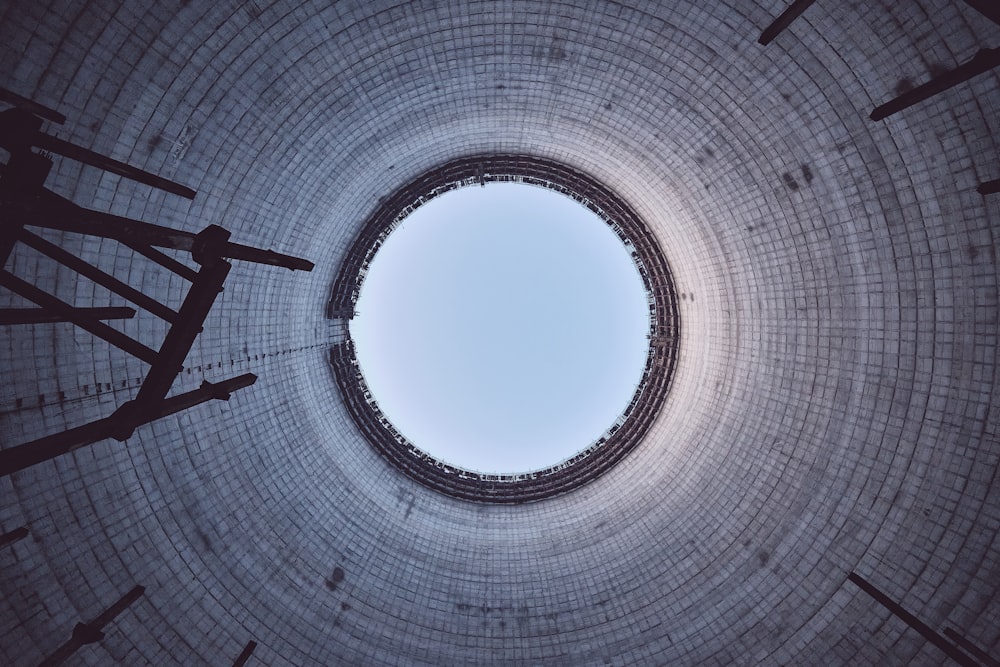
[
  {"left": 895, "top": 78, "right": 915, "bottom": 96},
  {"left": 548, "top": 36, "right": 568, "bottom": 61},
  {"left": 397, "top": 488, "right": 415, "bottom": 519},
  {"left": 801, "top": 163, "right": 813, "bottom": 185},
  {"left": 757, "top": 550, "right": 770, "bottom": 567},
  {"left": 195, "top": 529, "right": 214, "bottom": 554},
  {"left": 928, "top": 62, "right": 950, "bottom": 78},
  {"left": 782, "top": 172, "right": 799, "bottom": 191},
  {"left": 326, "top": 566, "right": 345, "bottom": 591}
]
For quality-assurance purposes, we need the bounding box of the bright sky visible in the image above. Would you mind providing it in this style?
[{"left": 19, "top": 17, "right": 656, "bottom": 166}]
[{"left": 349, "top": 182, "right": 649, "bottom": 473}]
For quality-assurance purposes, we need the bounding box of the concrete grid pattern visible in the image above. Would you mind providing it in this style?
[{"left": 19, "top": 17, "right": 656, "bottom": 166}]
[{"left": 0, "top": 0, "right": 998, "bottom": 665}]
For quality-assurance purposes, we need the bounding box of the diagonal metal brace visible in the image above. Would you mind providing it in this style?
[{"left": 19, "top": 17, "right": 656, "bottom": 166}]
[
  {"left": 37, "top": 585, "right": 145, "bottom": 667},
  {"left": 0, "top": 374, "right": 257, "bottom": 478},
  {"left": 871, "top": 47, "right": 1000, "bottom": 121},
  {"left": 758, "top": 0, "right": 817, "bottom": 46}
]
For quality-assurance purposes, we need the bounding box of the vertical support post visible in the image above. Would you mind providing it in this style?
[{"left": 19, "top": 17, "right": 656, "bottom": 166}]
[
  {"left": 232, "top": 640, "right": 258, "bottom": 667},
  {"left": 758, "top": 0, "right": 818, "bottom": 45},
  {"left": 36, "top": 585, "right": 144, "bottom": 667},
  {"left": 0, "top": 526, "right": 29, "bottom": 549},
  {"left": 847, "top": 572, "right": 979, "bottom": 667},
  {"left": 870, "top": 47, "right": 1000, "bottom": 120},
  {"left": 121, "top": 243, "right": 232, "bottom": 435},
  {"left": 1, "top": 151, "right": 51, "bottom": 267}
]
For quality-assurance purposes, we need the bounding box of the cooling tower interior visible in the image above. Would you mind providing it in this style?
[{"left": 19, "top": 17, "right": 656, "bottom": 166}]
[{"left": 1, "top": 1, "right": 999, "bottom": 665}]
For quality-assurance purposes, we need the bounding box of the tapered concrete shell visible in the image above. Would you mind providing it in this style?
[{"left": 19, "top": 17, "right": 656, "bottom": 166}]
[{"left": 1, "top": 1, "right": 998, "bottom": 665}]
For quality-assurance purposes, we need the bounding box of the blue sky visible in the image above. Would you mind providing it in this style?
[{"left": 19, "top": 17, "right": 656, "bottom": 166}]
[{"left": 350, "top": 182, "right": 649, "bottom": 473}]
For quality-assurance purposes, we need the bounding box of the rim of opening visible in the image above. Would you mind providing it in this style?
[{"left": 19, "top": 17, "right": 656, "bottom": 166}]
[{"left": 328, "top": 154, "right": 680, "bottom": 503}]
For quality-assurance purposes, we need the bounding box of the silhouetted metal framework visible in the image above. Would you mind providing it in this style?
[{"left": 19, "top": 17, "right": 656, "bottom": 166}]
[
  {"left": 0, "top": 91, "right": 314, "bottom": 478},
  {"left": 329, "top": 155, "right": 680, "bottom": 503}
]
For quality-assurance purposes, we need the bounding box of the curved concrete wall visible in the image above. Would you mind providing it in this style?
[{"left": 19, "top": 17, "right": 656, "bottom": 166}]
[{"left": 1, "top": 1, "right": 998, "bottom": 664}]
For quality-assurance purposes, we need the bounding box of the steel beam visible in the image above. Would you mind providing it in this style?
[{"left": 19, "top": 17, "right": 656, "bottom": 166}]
[
  {"left": 0, "top": 374, "right": 256, "bottom": 478},
  {"left": 871, "top": 47, "right": 1000, "bottom": 120},
  {"left": 126, "top": 253, "right": 232, "bottom": 427},
  {"left": 758, "top": 0, "right": 818, "bottom": 45},
  {"left": 9, "top": 189, "right": 313, "bottom": 271},
  {"left": 977, "top": 178, "right": 1000, "bottom": 195},
  {"left": 31, "top": 132, "right": 195, "bottom": 199},
  {"left": 0, "top": 526, "right": 29, "bottom": 549},
  {"left": 0, "top": 306, "right": 135, "bottom": 325},
  {"left": 121, "top": 240, "right": 200, "bottom": 281},
  {"left": 0, "top": 270, "right": 159, "bottom": 364},
  {"left": 233, "top": 640, "right": 258, "bottom": 667},
  {"left": 37, "top": 586, "right": 144, "bottom": 667},
  {"left": 0, "top": 86, "right": 66, "bottom": 124},
  {"left": 847, "top": 572, "right": 979, "bottom": 667},
  {"left": 944, "top": 628, "right": 1000, "bottom": 667},
  {"left": 18, "top": 230, "right": 178, "bottom": 322},
  {"left": 964, "top": 0, "right": 1000, "bottom": 26}
]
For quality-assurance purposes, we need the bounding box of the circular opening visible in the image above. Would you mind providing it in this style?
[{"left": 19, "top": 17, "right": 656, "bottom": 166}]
[
  {"left": 349, "top": 183, "right": 650, "bottom": 473},
  {"left": 330, "top": 155, "right": 679, "bottom": 503}
]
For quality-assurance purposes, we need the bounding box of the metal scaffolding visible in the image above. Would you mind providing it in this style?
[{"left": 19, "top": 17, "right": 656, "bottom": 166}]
[{"left": 0, "top": 90, "right": 314, "bottom": 478}]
